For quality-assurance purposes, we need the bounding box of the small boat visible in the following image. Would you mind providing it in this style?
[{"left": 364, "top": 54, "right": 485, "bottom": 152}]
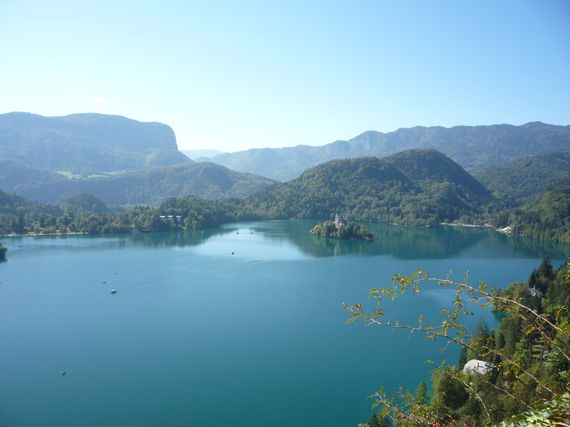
[
  {"left": 61, "top": 370, "right": 68, "bottom": 376},
  {"left": 110, "top": 289, "right": 117, "bottom": 294}
]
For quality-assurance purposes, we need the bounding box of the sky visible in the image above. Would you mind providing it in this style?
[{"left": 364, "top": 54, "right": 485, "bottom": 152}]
[{"left": 0, "top": 1, "right": 569, "bottom": 152}]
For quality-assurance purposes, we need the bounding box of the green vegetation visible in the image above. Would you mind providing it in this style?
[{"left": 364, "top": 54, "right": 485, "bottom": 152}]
[
  {"left": 350, "top": 258, "right": 570, "bottom": 426},
  {"left": 211, "top": 122, "right": 570, "bottom": 181},
  {"left": 59, "top": 193, "right": 109, "bottom": 213},
  {"left": 0, "top": 147, "right": 569, "bottom": 244},
  {"left": 477, "top": 152, "right": 570, "bottom": 205},
  {"left": 247, "top": 150, "right": 492, "bottom": 226},
  {"left": 508, "top": 181, "right": 570, "bottom": 244},
  {"left": 0, "top": 189, "right": 259, "bottom": 236},
  {"left": 0, "top": 159, "right": 275, "bottom": 205},
  {"left": 310, "top": 220, "right": 373, "bottom": 240}
]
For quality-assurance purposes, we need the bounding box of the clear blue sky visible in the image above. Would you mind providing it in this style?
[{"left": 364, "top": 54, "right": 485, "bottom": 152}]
[{"left": 0, "top": 1, "right": 569, "bottom": 152}]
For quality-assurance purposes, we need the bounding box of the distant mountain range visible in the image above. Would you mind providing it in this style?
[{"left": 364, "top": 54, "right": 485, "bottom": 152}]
[
  {"left": 181, "top": 149, "right": 224, "bottom": 160},
  {"left": 0, "top": 112, "right": 190, "bottom": 174},
  {"left": 246, "top": 149, "right": 492, "bottom": 225},
  {"left": 210, "top": 122, "right": 570, "bottom": 181},
  {"left": 2, "top": 112, "right": 569, "bottom": 218},
  {"left": 0, "top": 159, "right": 274, "bottom": 205},
  {"left": 0, "top": 112, "right": 274, "bottom": 204},
  {"left": 1, "top": 144, "right": 568, "bottom": 243}
]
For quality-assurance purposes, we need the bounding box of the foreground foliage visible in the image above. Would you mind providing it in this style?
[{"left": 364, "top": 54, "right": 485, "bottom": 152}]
[{"left": 349, "top": 258, "right": 570, "bottom": 426}]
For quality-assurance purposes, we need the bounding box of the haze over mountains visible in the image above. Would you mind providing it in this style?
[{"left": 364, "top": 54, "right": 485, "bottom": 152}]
[
  {"left": 209, "top": 122, "right": 570, "bottom": 181},
  {"left": 0, "top": 112, "right": 190, "bottom": 174},
  {"left": 0, "top": 111, "right": 568, "bottom": 243},
  {"left": 0, "top": 159, "right": 275, "bottom": 205},
  {"left": 1, "top": 112, "right": 569, "bottom": 218},
  {"left": 181, "top": 149, "right": 224, "bottom": 161},
  {"left": 0, "top": 113, "right": 274, "bottom": 204}
]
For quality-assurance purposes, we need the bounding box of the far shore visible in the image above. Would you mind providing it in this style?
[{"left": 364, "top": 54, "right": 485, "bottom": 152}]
[
  {"left": 0, "top": 231, "right": 89, "bottom": 238},
  {"left": 439, "top": 222, "right": 493, "bottom": 229}
]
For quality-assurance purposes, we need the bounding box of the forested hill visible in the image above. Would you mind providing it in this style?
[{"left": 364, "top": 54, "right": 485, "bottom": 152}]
[
  {"left": 509, "top": 181, "right": 570, "bottom": 243},
  {"left": 476, "top": 152, "right": 570, "bottom": 204},
  {"left": 0, "top": 112, "right": 190, "bottom": 174},
  {"left": 1, "top": 151, "right": 568, "bottom": 244},
  {"left": 246, "top": 149, "right": 493, "bottom": 225},
  {"left": 0, "top": 160, "right": 275, "bottom": 205},
  {"left": 0, "top": 188, "right": 253, "bottom": 235},
  {"left": 210, "top": 122, "right": 570, "bottom": 181}
]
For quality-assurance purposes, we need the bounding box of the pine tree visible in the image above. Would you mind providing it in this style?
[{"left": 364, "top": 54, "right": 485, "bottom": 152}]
[
  {"left": 415, "top": 381, "right": 428, "bottom": 405},
  {"left": 458, "top": 346, "right": 468, "bottom": 368},
  {"left": 368, "top": 413, "right": 390, "bottom": 427}
]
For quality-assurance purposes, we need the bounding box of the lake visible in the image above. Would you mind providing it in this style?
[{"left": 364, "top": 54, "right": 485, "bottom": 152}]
[{"left": 1, "top": 221, "right": 568, "bottom": 426}]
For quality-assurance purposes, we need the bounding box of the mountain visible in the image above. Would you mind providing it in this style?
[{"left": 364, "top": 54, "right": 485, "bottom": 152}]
[
  {"left": 0, "top": 159, "right": 68, "bottom": 192},
  {"left": 181, "top": 149, "right": 224, "bottom": 160},
  {"left": 210, "top": 122, "right": 570, "bottom": 181},
  {"left": 59, "top": 193, "right": 109, "bottom": 213},
  {"left": 476, "top": 152, "right": 570, "bottom": 204},
  {"left": 0, "top": 160, "right": 275, "bottom": 205},
  {"left": 510, "top": 181, "right": 570, "bottom": 244},
  {"left": 0, "top": 112, "right": 191, "bottom": 174},
  {"left": 246, "top": 149, "right": 492, "bottom": 225}
]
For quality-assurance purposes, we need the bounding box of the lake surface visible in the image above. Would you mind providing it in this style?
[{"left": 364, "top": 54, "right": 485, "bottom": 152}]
[{"left": 1, "top": 221, "right": 568, "bottom": 426}]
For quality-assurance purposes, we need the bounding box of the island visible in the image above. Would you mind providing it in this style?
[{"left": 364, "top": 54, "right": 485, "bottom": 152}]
[
  {"left": 310, "top": 215, "right": 374, "bottom": 240},
  {"left": 0, "top": 243, "right": 6, "bottom": 261}
]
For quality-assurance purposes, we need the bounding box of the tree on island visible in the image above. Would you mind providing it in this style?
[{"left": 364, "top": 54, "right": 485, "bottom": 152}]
[
  {"left": 310, "top": 217, "right": 373, "bottom": 240},
  {"left": 350, "top": 259, "right": 570, "bottom": 426}
]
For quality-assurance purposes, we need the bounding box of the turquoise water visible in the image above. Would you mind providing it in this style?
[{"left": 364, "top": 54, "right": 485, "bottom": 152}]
[{"left": 0, "top": 221, "right": 568, "bottom": 426}]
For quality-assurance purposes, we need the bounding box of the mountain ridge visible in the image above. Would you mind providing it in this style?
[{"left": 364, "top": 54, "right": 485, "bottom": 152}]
[
  {"left": 0, "top": 112, "right": 191, "bottom": 174},
  {"left": 246, "top": 148, "right": 493, "bottom": 225},
  {"left": 0, "top": 159, "right": 275, "bottom": 206},
  {"left": 210, "top": 122, "right": 570, "bottom": 181}
]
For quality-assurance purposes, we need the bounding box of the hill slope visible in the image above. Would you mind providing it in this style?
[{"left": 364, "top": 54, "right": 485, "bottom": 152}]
[
  {"left": 510, "top": 181, "right": 570, "bottom": 244},
  {"left": 476, "top": 152, "right": 570, "bottom": 204},
  {"left": 0, "top": 161, "right": 275, "bottom": 205},
  {"left": 212, "top": 122, "right": 570, "bottom": 181},
  {"left": 247, "top": 149, "right": 492, "bottom": 225},
  {"left": 0, "top": 112, "right": 190, "bottom": 173}
]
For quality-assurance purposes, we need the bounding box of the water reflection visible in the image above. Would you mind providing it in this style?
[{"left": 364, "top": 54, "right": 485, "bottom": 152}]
[
  {"left": 4, "top": 221, "right": 570, "bottom": 261},
  {"left": 229, "top": 221, "right": 570, "bottom": 260},
  {"left": 129, "top": 228, "right": 232, "bottom": 248},
  {"left": 487, "top": 232, "right": 570, "bottom": 259}
]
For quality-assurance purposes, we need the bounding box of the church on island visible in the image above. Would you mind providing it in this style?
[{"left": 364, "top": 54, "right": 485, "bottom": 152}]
[{"left": 334, "top": 213, "right": 346, "bottom": 229}]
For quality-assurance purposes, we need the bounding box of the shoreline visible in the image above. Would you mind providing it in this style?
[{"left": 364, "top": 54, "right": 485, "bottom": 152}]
[
  {"left": 0, "top": 231, "right": 89, "bottom": 238},
  {"left": 439, "top": 222, "right": 492, "bottom": 229}
]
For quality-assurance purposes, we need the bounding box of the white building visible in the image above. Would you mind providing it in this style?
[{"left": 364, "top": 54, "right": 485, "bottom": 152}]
[{"left": 463, "top": 359, "right": 492, "bottom": 375}]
